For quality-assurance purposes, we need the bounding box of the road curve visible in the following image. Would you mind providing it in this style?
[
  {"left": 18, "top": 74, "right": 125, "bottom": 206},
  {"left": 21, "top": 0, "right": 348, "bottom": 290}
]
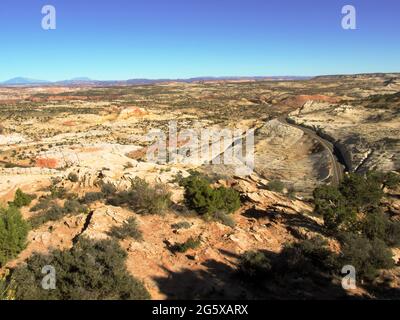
[{"left": 278, "top": 118, "right": 344, "bottom": 186}]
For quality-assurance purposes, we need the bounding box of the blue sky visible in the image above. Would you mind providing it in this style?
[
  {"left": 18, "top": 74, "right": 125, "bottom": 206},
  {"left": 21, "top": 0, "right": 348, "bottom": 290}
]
[{"left": 1, "top": 0, "right": 399, "bottom": 81}]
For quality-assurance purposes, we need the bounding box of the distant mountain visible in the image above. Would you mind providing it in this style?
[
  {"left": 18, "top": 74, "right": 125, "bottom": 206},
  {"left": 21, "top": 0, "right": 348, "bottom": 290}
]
[
  {"left": 124, "top": 76, "right": 311, "bottom": 85},
  {"left": 55, "top": 77, "right": 97, "bottom": 85},
  {"left": 69, "top": 77, "right": 92, "bottom": 81},
  {"left": 0, "top": 76, "right": 313, "bottom": 87},
  {"left": 2, "top": 77, "right": 49, "bottom": 85}
]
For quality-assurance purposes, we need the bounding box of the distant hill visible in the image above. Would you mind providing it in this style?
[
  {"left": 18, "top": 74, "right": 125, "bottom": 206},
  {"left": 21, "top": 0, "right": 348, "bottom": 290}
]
[
  {"left": 1, "top": 76, "right": 312, "bottom": 86},
  {"left": 55, "top": 77, "right": 96, "bottom": 85},
  {"left": 312, "top": 73, "right": 400, "bottom": 81},
  {"left": 2, "top": 77, "right": 49, "bottom": 85}
]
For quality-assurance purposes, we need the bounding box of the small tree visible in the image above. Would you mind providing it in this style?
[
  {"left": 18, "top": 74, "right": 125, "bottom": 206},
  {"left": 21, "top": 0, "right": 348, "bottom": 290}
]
[
  {"left": 9, "top": 189, "right": 35, "bottom": 208},
  {"left": 361, "top": 209, "right": 388, "bottom": 241},
  {"left": 339, "top": 173, "right": 383, "bottom": 211},
  {"left": 0, "top": 206, "right": 29, "bottom": 267},
  {"left": 181, "top": 172, "right": 240, "bottom": 216},
  {"left": 313, "top": 185, "right": 356, "bottom": 231}
]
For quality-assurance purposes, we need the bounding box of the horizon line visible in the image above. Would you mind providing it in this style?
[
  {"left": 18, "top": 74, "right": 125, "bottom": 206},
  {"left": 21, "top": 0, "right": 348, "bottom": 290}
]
[{"left": 2, "top": 71, "right": 400, "bottom": 84}]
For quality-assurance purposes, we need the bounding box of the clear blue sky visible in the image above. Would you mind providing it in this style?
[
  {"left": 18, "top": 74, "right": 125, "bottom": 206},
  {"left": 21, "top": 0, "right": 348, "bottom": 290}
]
[{"left": 1, "top": 0, "right": 399, "bottom": 81}]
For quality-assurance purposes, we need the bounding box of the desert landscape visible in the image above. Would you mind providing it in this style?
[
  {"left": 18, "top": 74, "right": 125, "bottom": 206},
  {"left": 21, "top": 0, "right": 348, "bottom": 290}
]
[{"left": 0, "top": 73, "right": 400, "bottom": 300}]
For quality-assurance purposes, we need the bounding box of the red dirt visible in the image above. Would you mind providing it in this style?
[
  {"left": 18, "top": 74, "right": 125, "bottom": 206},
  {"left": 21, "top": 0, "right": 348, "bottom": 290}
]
[
  {"left": 35, "top": 157, "right": 59, "bottom": 169},
  {"left": 63, "top": 121, "right": 76, "bottom": 126}
]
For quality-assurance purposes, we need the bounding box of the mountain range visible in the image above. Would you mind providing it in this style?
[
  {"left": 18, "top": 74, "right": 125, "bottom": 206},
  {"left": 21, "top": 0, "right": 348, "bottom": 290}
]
[{"left": 0, "top": 76, "right": 311, "bottom": 86}]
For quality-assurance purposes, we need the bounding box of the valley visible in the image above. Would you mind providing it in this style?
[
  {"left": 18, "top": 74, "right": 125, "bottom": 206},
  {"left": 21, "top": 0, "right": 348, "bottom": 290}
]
[{"left": 1, "top": 73, "right": 400, "bottom": 300}]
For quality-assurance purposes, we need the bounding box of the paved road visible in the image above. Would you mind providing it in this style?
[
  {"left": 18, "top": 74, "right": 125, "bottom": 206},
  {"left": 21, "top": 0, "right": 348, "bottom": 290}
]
[{"left": 278, "top": 118, "right": 344, "bottom": 185}]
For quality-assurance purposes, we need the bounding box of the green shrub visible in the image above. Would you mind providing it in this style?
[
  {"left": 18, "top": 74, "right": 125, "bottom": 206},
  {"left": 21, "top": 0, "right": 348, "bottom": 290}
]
[
  {"left": 49, "top": 186, "right": 68, "bottom": 199},
  {"left": 215, "top": 188, "right": 241, "bottom": 214},
  {"left": 108, "top": 217, "right": 143, "bottom": 241},
  {"left": 67, "top": 172, "right": 79, "bottom": 183},
  {"left": 0, "top": 206, "right": 29, "bottom": 267},
  {"left": 312, "top": 171, "right": 399, "bottom": 282},
  {"left": 239, "top": 251, "right": 271, "bottom": 279},
  {"left": 313, "top": 185, "right": 356, "bottom": 231},
  {"left": 63, "top": 199, "right": 88, "bottom": 215},
  {"left": 384, "top": 220, "right": 400, "bottom": 247},
  {"left": 339, "top": 173, "right": 383, "bottom": 211},
  {"left": 29, "top": 200, "right": 88, "bottom": 228},
  {"left": 267, "top": 180, "right": 285, "bottom": 193},
  {"left": 173, "top": 237, "right": 201, "bottom": 253},
  {"left": 313, "top": 172, "right": 394, "bottom": 232},
  {"left": 339, "top": 233, "right": 394, "bottom": 281},
  {"left": 107, "top": 191, "right": 130, "bottom": 207},
  {"left": 181, "top": 173, "right": 215, "bottom": 214},
  {"left": 9, "top": 189, "right": 36, "bottom": 208},
  {"left": 129, "top": 178, "right": 172, "bottom": 215},
  {"left": 278, "top": 237, "right": 338, "bottom": 274},
  {"left": 11, "top": 238, "right": 150, "bottom": 300},
  {"left": 82, "top": 192, "right": 105, "bottom": 204},
  {"left": 238, "top": 237, "right": 337, "bottom": 283},
  {"left": 381, "top": 172, "right": 400, "bottom": 189},
  {"left": 181, "top": 172, "right": 240, "bottom": 216},
  {"left": 171, "top": 221, "right": 192, "bottom": 230},
  {"left": 30, "top": 197, "right": 52, "bottom": 212},
  {"left": 29, "top": 204, "right": 65, "bottom": 228},
  {"left": 367, "top": 171, "right": 400, "bottom": 190},
  {"left": 101, "top": 183, "right": 117, "bottom": 196},
  {"left": 108, "top": 178, "right": 172, "bottom": 215},
  {"left": 361, "top": 209, "right": 388, "bottom": 241}
]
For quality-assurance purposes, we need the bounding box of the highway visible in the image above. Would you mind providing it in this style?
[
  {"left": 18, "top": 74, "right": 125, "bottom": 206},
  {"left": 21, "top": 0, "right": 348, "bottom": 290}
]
[{"left": 278, "top": 118, "right": 344, "bottom": 185}]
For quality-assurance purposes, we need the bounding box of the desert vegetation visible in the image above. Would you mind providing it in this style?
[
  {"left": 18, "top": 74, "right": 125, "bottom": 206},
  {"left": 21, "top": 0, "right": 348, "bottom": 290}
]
[
  {"left": 234, "top": 170, "right": 400, "bottom": 298},
  {"left": 0, "top": 74, "right": 400, "bottom": 300},
  {"left": 0, "top": 205, "right": 29, "bottom": 267},
  {"left": 108, "top": 178, "right": 172, "bottom": 215},
  {"left": 10, "top": 238, "right": 150, "bottom": 300},
  {"left": 179, "top": 171, "right": 240, "bottom": 225}
]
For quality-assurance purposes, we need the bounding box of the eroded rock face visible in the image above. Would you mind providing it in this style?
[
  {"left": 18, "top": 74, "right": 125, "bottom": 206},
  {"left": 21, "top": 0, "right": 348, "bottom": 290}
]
[
  {"left": 288, "top": 99, "right": 400, "bottom": 173},
  {"left": 253, "top": 119, "right": 332, "bottom": 195},
  {"left": 0, "top": 134, "right": 27, "bottom": 145},
  {"left": 118, "top": 106, "right": 149, "bottom": 120}
]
